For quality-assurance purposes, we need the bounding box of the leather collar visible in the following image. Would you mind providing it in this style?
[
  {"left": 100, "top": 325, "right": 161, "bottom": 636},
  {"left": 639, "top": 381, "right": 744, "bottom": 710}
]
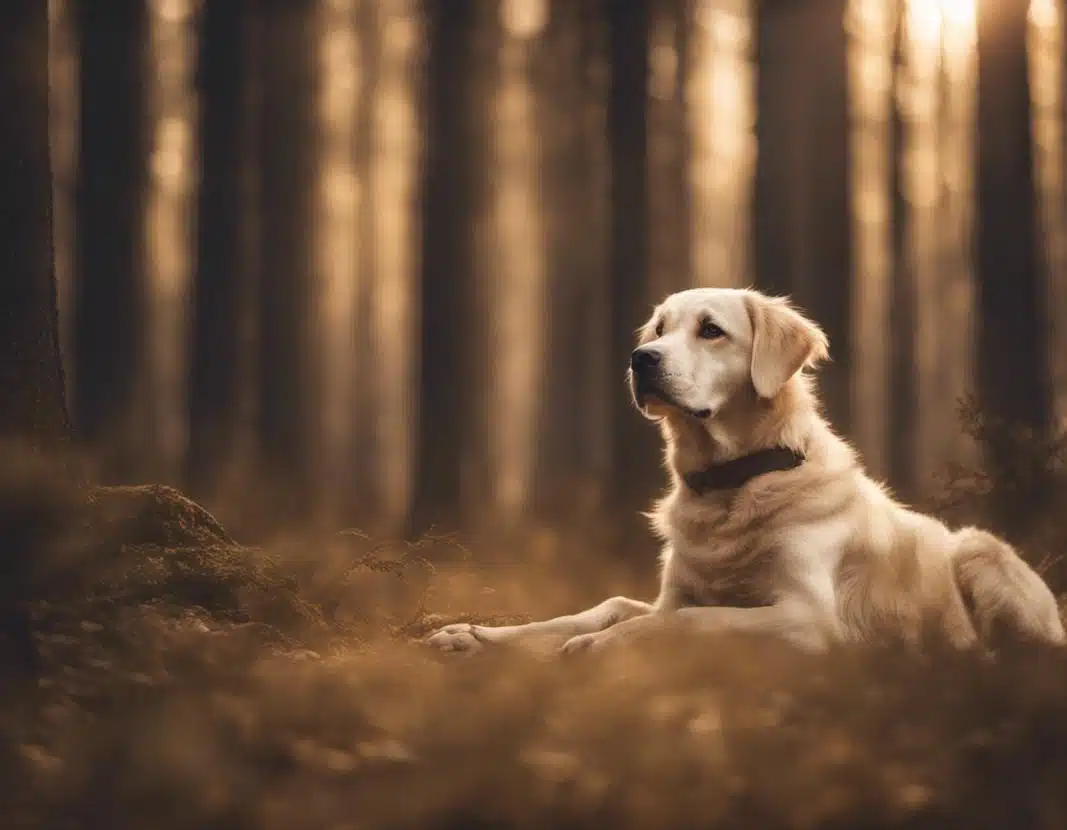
[{"left": 683, "top": 446, "right": 805, "bottom": 495}]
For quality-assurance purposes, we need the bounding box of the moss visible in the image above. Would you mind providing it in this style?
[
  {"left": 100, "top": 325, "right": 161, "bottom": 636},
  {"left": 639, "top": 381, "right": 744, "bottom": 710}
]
[
  {"left": 0, "top": 444, "right": 323, "bottom": 642},
  {"left": 86, "top": 484, "right": 237, "bottom": 548}
]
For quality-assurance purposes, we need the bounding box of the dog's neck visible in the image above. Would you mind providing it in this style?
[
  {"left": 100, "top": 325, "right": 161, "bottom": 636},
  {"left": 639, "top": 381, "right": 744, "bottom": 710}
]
[
  {"left": 661, "top": 375, "right": 828, "bottom": 490},
  {"left": 682, "top": 446, "right": 806, "bottom": 494}
]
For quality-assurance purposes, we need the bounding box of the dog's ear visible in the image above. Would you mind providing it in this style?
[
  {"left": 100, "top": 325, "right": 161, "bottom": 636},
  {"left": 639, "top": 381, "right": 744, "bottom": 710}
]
[{"left": 745, "top": 294, "right": 829, "bottom": 399}]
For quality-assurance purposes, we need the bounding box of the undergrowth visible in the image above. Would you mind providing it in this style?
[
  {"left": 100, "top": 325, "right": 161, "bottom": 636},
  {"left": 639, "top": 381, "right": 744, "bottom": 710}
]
[
  {"left": 0, "top": 404, "right": 1066, "bottom": 830},
  {"left": 934, "top": 395, "right": 1067, "bottom": 594}
]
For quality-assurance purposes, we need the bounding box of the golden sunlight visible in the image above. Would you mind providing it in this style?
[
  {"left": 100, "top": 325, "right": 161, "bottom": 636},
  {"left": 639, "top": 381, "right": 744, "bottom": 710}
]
[
  {"left": 900, "top": 0, "right": 977, "bottom": 491},
  {"left": 906, "top": 0, "right": 944, "bottom": 46},
  {"left": 901, "top": 0, "right": 947, "bottom": 489},
  {"left": 908, "top": 0, "right": 976, "bottom": 44},
  {"left": 936, "top": 0, "right": 978, "bottom": 472},
  {"left": 501, "top": 0, "right": 548, "bottom": 40},
  {"left": 687, "top": 0, "right": 754, "bottom": 288},
  {"left": 941, "top": 0, "right": 976, "bottom": 27},
  {"left": 317, "top": 0, "right": 362, "bottom": 514},
  {"left": 315, "top": 0, "right": 421, "bottom": 527},
  {"left": 145, "top": 0, "right": 197, "bottom": 480},
  {"left": 846, "top": 0, "right": 894, "bottom": 480},
  {"left": 486, "top": 2, "right": 549, "bottom": 519},
  {"left": 365, "top": 0, "right": 422, "bottom": 525},
  {"left": 848, "top": 0, "right": 979, "bottom": 490}
]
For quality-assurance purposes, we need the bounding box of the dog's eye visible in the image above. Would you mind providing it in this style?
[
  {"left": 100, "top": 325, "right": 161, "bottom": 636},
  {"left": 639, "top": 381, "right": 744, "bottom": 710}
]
[
  {"left": 698, "top": 319, "right": 724, "bottom": 340},
  {"left": 655, "top": 320, "right": 664, "bottom": 337}
]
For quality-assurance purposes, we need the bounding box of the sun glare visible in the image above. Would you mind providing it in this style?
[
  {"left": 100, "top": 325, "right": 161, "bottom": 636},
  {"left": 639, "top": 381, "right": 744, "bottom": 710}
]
[
  {"left": 501, "top": 0, "right": 547, "bottom": 40},
  {"left": 940, "top": 0, "right": 976, "bottom": 27},
  {"left": 908, "top": 0, "right": 976, "bottom": 45}
]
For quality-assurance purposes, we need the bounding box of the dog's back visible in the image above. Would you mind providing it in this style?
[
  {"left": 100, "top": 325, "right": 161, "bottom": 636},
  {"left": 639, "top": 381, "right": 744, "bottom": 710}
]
[{"left": 951, "top": 528, "right": 1066, "bottom": 647}]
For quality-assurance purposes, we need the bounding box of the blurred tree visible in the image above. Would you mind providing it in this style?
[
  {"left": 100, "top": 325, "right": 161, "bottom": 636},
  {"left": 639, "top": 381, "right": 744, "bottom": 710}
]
[
  {"left": 352, "top": 0, "right": 379, "bottom": 520},
  {"left": 572, "top": 0, "right": 614, "bottom": 515},
  {"left": 356, "top": 0, "right": 422, "bottom": 530},
  {"left": 256, "top": 0, "right": 320, "bottom": 522},
  {"left": 887, "top": 0, "right": 918, "bottom": 496},
  {"left": 413, "top": 0, "right": 486, "bottom": 530},
  {"left": 846, "top": 0, "right": 896, "bottom": 485},
  {"left": 0, "top": 1, "right": 72, "bottom": 454},
  {"left": 0, "top": 0, "right": 68, "bottom": 678},
  {"left": 72, "top": 0, "right": 149, "bottom": 482},
  {"left": 607, "top": 0, "right": 662, "bottom": 512},
  {"left": 646, "top": 0, "right": 690, "bottom": 301},
  {"left": 535, "top": 0, "right": 614, "bottom": 518},
  {"left": 534, "top": 1, "right": 582, "bottom": 516},
  {"left": 976, "top": 0, "right": 1050, "bottom": 435},
  {"left": 753, "top": 0, "right": 852, "bottom": 431},
  {"left": 187, "top": 0, "right": 257, "bottom": 499}
]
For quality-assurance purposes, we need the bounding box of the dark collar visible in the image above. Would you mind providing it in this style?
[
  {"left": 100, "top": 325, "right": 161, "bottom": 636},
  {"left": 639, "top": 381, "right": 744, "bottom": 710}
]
[{"left": 683, "top": 446, "right": 805, "bottom": 495}]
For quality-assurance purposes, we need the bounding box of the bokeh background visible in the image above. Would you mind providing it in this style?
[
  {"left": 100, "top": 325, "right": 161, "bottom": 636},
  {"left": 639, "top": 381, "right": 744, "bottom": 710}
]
[{"left": 47, "top": 0, "right": 1067, "bottom": 538}]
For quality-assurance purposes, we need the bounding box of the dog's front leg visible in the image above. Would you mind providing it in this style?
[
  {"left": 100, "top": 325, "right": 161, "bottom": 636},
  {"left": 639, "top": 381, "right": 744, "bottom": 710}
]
[
  {"left": 426, "top": 596, "right": 653, "bottom": 654},
  {"left": 561, "top": 602, "right": 832, "bottom": 654}
]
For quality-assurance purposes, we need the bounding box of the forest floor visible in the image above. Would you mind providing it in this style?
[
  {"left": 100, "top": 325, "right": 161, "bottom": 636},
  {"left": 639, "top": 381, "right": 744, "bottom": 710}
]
[{"left": 3, "top": 409, "right": 1067, "bottom": 830}]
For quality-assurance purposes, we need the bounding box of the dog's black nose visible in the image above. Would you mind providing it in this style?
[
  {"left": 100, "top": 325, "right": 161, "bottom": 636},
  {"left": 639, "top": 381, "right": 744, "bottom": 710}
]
[{"left": 631, "top": 348, "right": 662, "bottom": 373}]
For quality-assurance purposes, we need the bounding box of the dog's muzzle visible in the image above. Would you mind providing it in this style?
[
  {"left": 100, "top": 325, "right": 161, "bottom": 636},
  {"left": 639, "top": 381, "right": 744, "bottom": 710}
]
[
  {"left": 630, "top": 347, "right": 665, "bottom": 406},
  {"left": 629, "top": 347, "right": 711, "bottom": 419},
  {"left": 631, "top": 347, "right": 662, "bottom": 375}
]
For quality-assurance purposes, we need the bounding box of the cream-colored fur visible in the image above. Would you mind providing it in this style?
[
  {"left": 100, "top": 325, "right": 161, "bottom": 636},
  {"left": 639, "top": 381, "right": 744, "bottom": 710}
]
[{"left": 428, "top": 288, "right": 1066, "bottom": 655}]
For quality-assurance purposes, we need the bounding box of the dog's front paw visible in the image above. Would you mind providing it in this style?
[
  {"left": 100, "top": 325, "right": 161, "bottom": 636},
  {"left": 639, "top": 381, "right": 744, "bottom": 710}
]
[
  {"left": 425, "top": 623, "right": 485, "bottom": 655},
  {"left": 560, "top": 632, "right": 605, "bottom": 656}
]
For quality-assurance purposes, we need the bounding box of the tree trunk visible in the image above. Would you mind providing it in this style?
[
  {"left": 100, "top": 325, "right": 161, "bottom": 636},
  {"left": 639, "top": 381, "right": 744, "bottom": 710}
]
[
  {"left": 256, "top": 0, "right": 320, "bottom": 523},
  {"left": 753, "top": 0, "right": 852, "bottom": 431},
  {"left": 72, "top": 0, "right": 148, "bottom": 482},
  {"left": 976, "top": 0, "right": 1048, "bottom": 432},
  {"left": 412, "top": 0, "right": 485, "bottom": 531},
  {"left": 0, "top": 0, "right": 69, "bottom": 679},
  {"left": 753, "top": 0, "right": 801, "bottom": 300},
  {"left": 1032, "top": 0, "right": 1067, "bottom": 430},
  {"left": 0, "top": 1, "right": 71, "bottom": 453},
  {"left": 533, "top": 0, "right": 614, "bottom": 520},
  {"left": 887, "top": 0, "right": 918, "bottom": 497},
  {"left": 534, "top": 1, "right": 584, "bottom": 517},
  {"left": 575, "top": 0, "right": 614, "bottom": 515},
  {"left": 647, "top": 0, "right": 690, "bottom": 301},
  {"left": 846, "top": 0, "right": 896, "bottom": 484},
  {"left": 351, "top": 0, "right": 379, "bottom": 522},
  {"left": 358, "top": 0, "right": 422, "bottom": 531},
  {"left": 187, "top": 0, "right": 255, "bottom": 499},
  {"left": 607, "top": 0, "right": 661, "bottom": 513}
]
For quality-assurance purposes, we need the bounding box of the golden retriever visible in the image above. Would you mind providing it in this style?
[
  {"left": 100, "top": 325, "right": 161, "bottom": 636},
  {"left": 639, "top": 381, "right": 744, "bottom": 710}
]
[{"left": 427, "top": 288, "right": 1065, "bottom": 655}]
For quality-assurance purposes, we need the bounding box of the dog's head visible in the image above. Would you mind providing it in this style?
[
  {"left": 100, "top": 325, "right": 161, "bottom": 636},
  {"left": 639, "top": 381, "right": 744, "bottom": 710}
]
[{"left": 629, "top": 288, "right": 829, "bottom": 421}]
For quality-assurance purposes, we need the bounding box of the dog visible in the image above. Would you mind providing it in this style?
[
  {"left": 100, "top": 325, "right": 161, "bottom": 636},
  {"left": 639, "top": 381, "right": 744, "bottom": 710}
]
[{"left": 427, "top": 288, "right": 1066, "bottom": 655}]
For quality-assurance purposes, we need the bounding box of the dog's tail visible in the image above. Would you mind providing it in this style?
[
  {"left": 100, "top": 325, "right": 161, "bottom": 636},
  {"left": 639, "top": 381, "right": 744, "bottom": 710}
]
[{"left": 951, "top": 527, "right": 1066, "bottom": 647}]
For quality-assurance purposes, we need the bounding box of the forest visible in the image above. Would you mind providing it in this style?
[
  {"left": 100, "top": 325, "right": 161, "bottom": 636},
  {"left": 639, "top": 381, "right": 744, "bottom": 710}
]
[{"left": 2, "top": 0, "right": 1067, "bottom": 827}]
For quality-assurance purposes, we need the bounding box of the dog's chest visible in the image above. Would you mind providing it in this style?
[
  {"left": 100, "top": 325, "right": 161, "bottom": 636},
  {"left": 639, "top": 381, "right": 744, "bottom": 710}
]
[
  {"left": 669, "top": 526, "right": 780, "bottom": 609},
  {"left": 659, "top": 487, "right": 811, "bottom": 608}
]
